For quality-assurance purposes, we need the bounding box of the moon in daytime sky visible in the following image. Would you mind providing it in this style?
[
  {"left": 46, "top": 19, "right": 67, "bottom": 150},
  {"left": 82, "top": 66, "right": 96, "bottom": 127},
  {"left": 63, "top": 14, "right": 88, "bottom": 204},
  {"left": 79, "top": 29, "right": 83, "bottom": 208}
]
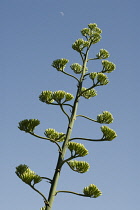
[{"left": 60, "top": 12, "right": 64, "bottom": 16}]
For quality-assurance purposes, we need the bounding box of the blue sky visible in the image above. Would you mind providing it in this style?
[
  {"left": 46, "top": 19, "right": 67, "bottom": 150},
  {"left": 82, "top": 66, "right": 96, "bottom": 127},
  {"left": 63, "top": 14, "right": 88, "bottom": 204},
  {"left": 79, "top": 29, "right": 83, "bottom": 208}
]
[{"left": 1, "top": 0, "right": 140, "bottom": 209}]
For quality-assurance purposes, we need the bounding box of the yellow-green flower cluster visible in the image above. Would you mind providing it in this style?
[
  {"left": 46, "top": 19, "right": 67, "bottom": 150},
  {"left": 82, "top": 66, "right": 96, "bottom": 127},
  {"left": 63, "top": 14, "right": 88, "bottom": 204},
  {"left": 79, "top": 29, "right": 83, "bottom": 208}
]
[
  {"left": 97, "top": 73, "right": 109, "bottom": 85},
  {"left": 83, "top": 184, "right": 102, "bottom": 198},
  {"left": 102, "top": 60, "right": 116, "bottom": 73},
  {"left": 101, "top": 126, "right": 117, "bottom": 140},
  {"left": 81, "top": 23, "right": 102, "bottom": 44},
  {"left": 18, "top": 119, "right": 40, "bottom": 133},
  {"left": 52, "top": 58, "right": 69, "bottom": 71},
  {"left": 39, "top": 90, "right": 74, "bottom": 104},
  {"left": 81, "top": 87, "right": 97, "bottom": 99},
  {"left": 67, "top": 160, "right": 90, "bottom": 173},
  {"left": 68, "top": 142, "right": 88, "bottom": 157},
  {"left": 89, "top": 72, "right": 109, "bottom": 85},
  {"left": 72, "top": 39, "right": 90, "bottom": 52},
  {"left": 97, "top": 111, "right": 114, "bottom": 124},
  {"left": 96, "top": 49, "right": 110, "bottom": 59},
  {"left": 44, "top": 128, "right": 65, "bottom": 142},
  {"left": 70, "top": 63, "right": 88, "bottom": 74},
  {"left": 15, "top": 164, "right": 42, "bottom": 185}
]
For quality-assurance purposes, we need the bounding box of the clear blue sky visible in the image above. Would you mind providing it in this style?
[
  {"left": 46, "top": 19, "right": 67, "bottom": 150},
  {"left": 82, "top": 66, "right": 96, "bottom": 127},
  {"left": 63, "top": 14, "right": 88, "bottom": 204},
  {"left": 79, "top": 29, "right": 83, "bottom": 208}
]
[{"left": 1, "top": 0, "right": 140, "bottom": 209}]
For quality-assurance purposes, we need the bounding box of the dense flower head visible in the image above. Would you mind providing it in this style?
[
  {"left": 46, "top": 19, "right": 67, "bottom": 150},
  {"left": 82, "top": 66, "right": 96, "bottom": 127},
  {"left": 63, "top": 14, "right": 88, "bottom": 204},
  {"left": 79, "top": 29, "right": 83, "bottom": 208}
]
[
  {"left": 83, "top": 184, "right": 102, "bottom": 198},
  {"left": 44, "top": 128, "right": 65, "bottom": 142},
  {"left": 39, "top": 90, "right": 74, "bottom": 104},
  {"left": 81, "top": 87, "right": 97, "bottom": 99},
  {"left": 70, "top": 63, "right": 88, "bottom": 74},
  {"left": 15, "top": 164, "right": 42, "bottom": 185},
  {"left": 97, "top": 73, "right": 109, "bottom": 85},
  {"left": 97, "top": 111, "right": 114, "bottom": 124},
  {"left": 52, "top": 58, "right": 69, "bottom": 71},
  {"left": 68, "top": 142, "right": 89, "bottom": 157},
  {"left": 102, "top": 60, "right": 116, "bottom": 73},
  {"left": 101, "top": 126, "right": 117, "bottom": 140},
  {"left": 72, "top": 39, "right": 90, "bottom": 52},
  {"left": 67, "top": 160, "right": 90, "bottom": 173},
  {"left": 96, "top": 49, "right": 110, "bottom": 59},
  {"left": 39, "top": 90, "right": 54, "bottom": 104},
  {"left": 18, "top": 119, "right": 40, "bottom": 133}
]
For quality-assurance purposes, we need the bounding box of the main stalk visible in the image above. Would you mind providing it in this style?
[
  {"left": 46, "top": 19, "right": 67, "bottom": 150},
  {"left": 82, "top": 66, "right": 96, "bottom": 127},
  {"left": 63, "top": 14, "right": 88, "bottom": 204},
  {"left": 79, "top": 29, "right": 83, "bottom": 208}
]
[{"left": 46, "top": 50, "right": 89, "bottom": 210}]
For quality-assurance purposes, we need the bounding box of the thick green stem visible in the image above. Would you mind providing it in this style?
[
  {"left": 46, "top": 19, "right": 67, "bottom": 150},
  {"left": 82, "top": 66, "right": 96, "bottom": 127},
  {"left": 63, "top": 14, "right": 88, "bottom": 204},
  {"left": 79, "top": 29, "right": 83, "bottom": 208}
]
[{"left": 45, "top": 49, "right": 89, "bottom": 210}]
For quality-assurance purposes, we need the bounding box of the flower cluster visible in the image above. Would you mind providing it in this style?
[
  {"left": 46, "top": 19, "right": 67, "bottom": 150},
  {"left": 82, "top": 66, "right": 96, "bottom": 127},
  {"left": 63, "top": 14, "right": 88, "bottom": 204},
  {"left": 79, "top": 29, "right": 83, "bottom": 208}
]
[
  {"left": 101, "top": 126, "right": 117, "bottom": 140},
  {"left": 81, "top": 23, "right": 102, "bottom": 44},
  {"left": 81, "top": 87, "right": 97, "bottom": 99},
  {"left": 102, "top": 60, "right": 116, "bottom": 73},
  {"left": 44, "top": 128, "right": 65, "bottom": 142},
  {"left": 52, "top": 58, "right": 69, "bottom": 71},
  {"left": 68, "top": 142, "right": 88, "bottom": 157},
  {"left": 15, "top": 164, "right": 42, "bottom": 185},
  {"left": 89, "top": 72, "right": 109, "bottom": 85},
  {"left": 96, "top": 49, "right": 110, "bottom": 59},
  {"left": 70, "top": 63, "right": 88, "bottom": 74},
  {"left": 39, "top": 90, "right": 74, "bottom": 104},
  {"left": 72, "top": 39, "right": 90, "bottom": 52},
  {"left": 97, "top": 111, "right": 114, "bottom": 124},
  {"left": 18, "top": 119, "right": 40, "bottom": 133},
  {"left": 67, "top": 160, "right": 90, "bottom": 173},
  {"left": 83, "top": 184, "right": 102, "bottom": 198}
]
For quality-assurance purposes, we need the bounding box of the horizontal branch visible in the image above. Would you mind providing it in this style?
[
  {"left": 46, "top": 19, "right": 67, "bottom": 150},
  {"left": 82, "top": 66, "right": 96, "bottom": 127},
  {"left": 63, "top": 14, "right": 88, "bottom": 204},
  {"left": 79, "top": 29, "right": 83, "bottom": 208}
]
[
  {"left": 76, "top": 115, "right": 97, "bottom": 123},
  {"left": 55, "top": 190, "right": 92, "bottom": 198},
  {"left": 69, "top": 137, "right": 106, "bottom": 142},
  {"left": 87, "top": 57, "right": 99, "bottom": 62},
  {"left": 48, "top": 102, "right": 73, "bottom": 108}
]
